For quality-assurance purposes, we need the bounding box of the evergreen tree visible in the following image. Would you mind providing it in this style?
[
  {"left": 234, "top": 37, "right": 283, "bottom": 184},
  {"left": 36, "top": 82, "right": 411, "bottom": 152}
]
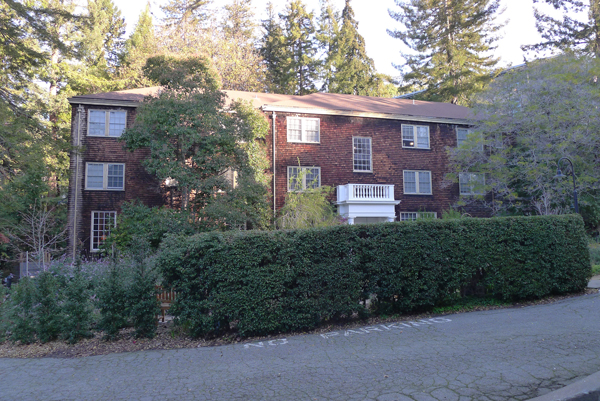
[
  {"left": 523, "top": 0, "right": 600, "bottom": 56},
  {"left": 279, "top": 0, "right": 319, "bottom": 95},
  {"left": 118, "top": 4, "right": 157, "bottom": 88},
  {"left": 260, "top": 2, "right": 288, "bottom": 92},
  {"left": 222, "top": 0, "right": 256, "bottom": 41},
  {"left": 160, "top": 0, "right": 211, "bottom": 51},
  {"left": 388, "top": 0, "right": 501, "bottom": 105},
  {"left": 315, "top": 0, "right": 340, "bottom": 92}
]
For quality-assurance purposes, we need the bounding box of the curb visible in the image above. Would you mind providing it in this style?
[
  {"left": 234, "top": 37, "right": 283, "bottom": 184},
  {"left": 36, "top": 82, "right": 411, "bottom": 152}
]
[{"left": 528, "top": 371, "right": 600, "bottom": 401}]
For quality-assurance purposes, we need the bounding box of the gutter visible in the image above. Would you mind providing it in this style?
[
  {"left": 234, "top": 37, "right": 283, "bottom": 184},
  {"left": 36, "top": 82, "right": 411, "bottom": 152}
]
[
  {"left": 272, "top": 111, "right": 276, "bottom": 219},
  {"left": 72, "top": 104, "right": 84, "bottom": 259}
]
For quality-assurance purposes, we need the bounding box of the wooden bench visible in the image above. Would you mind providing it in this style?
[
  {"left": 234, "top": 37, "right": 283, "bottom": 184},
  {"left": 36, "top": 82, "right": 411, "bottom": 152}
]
[{"left": 156, "top": 287, "right": 178, "bottom": 322}]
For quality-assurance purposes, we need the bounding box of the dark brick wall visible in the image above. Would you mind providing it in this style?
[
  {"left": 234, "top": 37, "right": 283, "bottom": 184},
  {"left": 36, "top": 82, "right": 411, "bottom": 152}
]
[{"left": 270, "top": 112, "right": 473, "bottom": 218}]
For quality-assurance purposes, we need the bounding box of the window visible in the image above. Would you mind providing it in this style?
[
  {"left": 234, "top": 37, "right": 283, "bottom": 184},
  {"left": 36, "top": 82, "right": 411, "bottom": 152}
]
[
  {"left": 456, "top": 127, "right": 471, "bottom": 147},
  {"left": 353, "top": 137, "right": 372, "bottom": 172},
  {"left": 85, "top": 163, "right": 125, "bottom": 190},
  {"left": 287, "top": 166, "right": 321, "bottom": 191},
  {"left": 91, "top": 211, "right": 116, "bottom": 252},
  {"left": 88, "top": 110, "right": 127, "bottom": 137},
  {"left": 459, "top": 173, "right": 485, "bottom": 195},
  {"left": 402, "top": 125, "right": 430, "bottom": 149},
  {"left": 403, "top": 170, "right": 432, "bottom": 194},
  {"left": 400, "top": 212, "right": 437, "bottom": 221},
  {"left": 287, "top": 117, "right": 320, "bottom": 143}
]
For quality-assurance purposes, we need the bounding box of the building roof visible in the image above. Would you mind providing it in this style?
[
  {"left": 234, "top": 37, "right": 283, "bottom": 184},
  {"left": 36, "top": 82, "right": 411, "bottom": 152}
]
[{"left": 69, "top": 87, "right": 476, "bottom": 124}]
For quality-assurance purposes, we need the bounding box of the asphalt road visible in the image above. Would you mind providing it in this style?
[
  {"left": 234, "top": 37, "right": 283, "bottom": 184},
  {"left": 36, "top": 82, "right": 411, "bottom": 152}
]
[{"left": 1, "top": 292, "right": 599, "bottom": 401}]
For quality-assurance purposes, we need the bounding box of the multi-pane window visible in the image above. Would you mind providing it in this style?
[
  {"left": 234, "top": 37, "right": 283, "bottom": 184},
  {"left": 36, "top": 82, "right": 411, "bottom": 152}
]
[
  {"left": 459, "top": 173, "right": 485, "bottom": 195},
  {"left": 88, "top": 110, "right": 127, "bottom": 137},
  {"left": 287, "top": 166, "right": 321, "bottom": 191},
  {"left": 353, "top": 137, "right": 372, "bottom": 172},
  {"left": 403, "top": 170, "right": 432, "bottom": 194},
  {"left": 91, "top": 211, "right": 116, "bottom": 252},
  {"left": 402, "top": 125, "right": 430, "bottom": 149},
  {"left": 400, "top": 212, "right": 437, "bottom": 221},
  {"left": 85, "top": 163, "right": 125, "bottom": 190},
  {"left": 456, "top": 128, "right": 471, "bottom": 147},
  {"left": 287, "top": 117, "right": 320, "bottom": 143}
]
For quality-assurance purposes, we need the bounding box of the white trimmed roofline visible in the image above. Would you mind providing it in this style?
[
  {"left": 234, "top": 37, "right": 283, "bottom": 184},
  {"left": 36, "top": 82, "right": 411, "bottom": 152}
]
[
  {"left": 261, "top": 105, "right": 474, "bottom": 125},
  {"left": 68, "top": 99, "right": 141, "bottom": 108}
]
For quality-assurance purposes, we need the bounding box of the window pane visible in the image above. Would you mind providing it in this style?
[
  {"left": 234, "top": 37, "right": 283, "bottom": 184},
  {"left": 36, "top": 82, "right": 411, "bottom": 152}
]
[
  {"left": 353, "top": 137, "right": 371, "bottom": 171},
  {"left": 288, "top": 167, "right": 301, "bottom": 191},
  {"left": 404, "top": 171, "right": 416, "bottom": 193},
  {"left": 304, "top": 119, "right": 319, "bottom": 142},
  {"left": 402, "top": 126, "right": 414, "bottom": 147},
  {"left": 89, "top": 111, "right": 106, "bottom": 136},
  {"left": 416, "top": 126, "right": 429, "bottom": 148},
  {"left": 457, "top": 128, "right": 468, "bottom": 147},
  {"left": 400, "top": 212, "right": 418, "bottom": 221},
  {"left": 305, "top": 168, "right": 320, "bottom": 189},
  {"left": 87, "top": 164, "right": 104, "bottom": 188},
  {"left": 109, "top": 111, "right": 126, "bottom": 137},
  {"left": 418, "top": 171, "right": 431, "bottom": 193},
  {"left": 287, "top": 118, "right": 302, "bottom": 141},
  {"left": 107, "top": 164, "right": 124, "bottom": 189},
  {"left": 92, "top": 211, "right": 116, "bottom": 251},
  {"left": 459, "top": 173, "right": 471, "bottom": 194}
]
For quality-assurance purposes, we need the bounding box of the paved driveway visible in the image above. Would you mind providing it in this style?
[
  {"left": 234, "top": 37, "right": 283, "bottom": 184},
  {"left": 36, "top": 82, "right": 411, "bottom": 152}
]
[{"left": 1, "top": 293, "right": 599, "bottom": 401}]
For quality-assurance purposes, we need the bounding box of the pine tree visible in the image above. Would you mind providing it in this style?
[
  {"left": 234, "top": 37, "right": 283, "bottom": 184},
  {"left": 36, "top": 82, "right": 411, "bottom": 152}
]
[
  {"left": 315, "top": 0, "right": 340, "bottom": 92},
  {"left": 388, "top": 0, "right": 501, "bottom": 105},
  {"left": 523, "top": 0, "right": 600, "bottom": 56},
  {"left": 118, "top": 4, "right": 157, "bottom": 88},
  {"left": 160, "top": 0, "right": 211, "bottom": 51},
  {"left": 260, "top": 2, "right": 288, "bottom": 93},
  {"left": 222, "top": 0, "right": 256, "bottom": 41},
  {"left": 279, "top": 0, "right": 319, "bottom": 95}
]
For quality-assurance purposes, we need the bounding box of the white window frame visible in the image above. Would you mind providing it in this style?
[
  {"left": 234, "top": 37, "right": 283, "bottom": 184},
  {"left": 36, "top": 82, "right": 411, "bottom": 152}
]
[
  {"left": 286, "top": 117, "right": 320, "bottom": 143},
  {"left": 88, "top": 110, "right": 127, "bottom": 137},
  {"left": 403, "top": 170, "right": 432, "bottom": 195},
  {"left": 85, "top": 163, "right": 125, "bottom": 191},
  {"left": 353, "top": 136, "right": 372, "bottom": 172},
  {"left": 400, "top": 212, "right": 438, "bottom": 221},
  {"left": 402, "top": 124, "right": 430, "bottom": 149},
  {"left": 91, "top": 211, "right": 116, "bottom": 252},
  {"left": 456, "top": 127, "right": 471, "bottom": 147},
  {"left": 287, "top": 166, "right": 321, "bottom": 191},
  {"left": 459, "top": 173, "right": 486, "bottom": 195}
]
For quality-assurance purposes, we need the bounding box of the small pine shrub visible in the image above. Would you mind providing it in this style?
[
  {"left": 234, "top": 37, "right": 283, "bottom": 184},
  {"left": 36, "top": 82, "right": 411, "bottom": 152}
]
[
  {"left": 96, "top": 261, "right": 129, "bottom": 340},
  {"left": 127, "top": 237, "right": 159, "bottom": 339},
  {"left": 34, "top": 271, "right": 64, "bottom": 343},
  {"left": 62, "top": 264, "right": 93, "bottom": 344},
  {"left": 7, "top": 277, "right": 37, "bottom": 344}
]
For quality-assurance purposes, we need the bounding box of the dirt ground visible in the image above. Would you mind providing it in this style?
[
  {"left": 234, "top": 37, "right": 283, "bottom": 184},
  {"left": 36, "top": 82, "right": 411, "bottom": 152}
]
[{"left": 1, "top": 288, "right": 597, "bottom": 359}]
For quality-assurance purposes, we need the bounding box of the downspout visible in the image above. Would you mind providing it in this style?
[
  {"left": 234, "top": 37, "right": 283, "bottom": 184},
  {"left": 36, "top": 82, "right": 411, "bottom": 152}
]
[
  {"left": 72, "top": 104, "right": 84, "bottom": 260},
  {"left": 272, "top": 111, "right": 277, "bottom": 219}
]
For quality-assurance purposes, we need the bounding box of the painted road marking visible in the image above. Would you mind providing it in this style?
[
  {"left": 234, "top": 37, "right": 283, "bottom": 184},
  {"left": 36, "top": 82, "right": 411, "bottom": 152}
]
[
  {"left": 243, "top": 338, "right": 289, "bottom": 349},
  {"left": 320, "top": 317, "right": 452, "bottom": 339}
]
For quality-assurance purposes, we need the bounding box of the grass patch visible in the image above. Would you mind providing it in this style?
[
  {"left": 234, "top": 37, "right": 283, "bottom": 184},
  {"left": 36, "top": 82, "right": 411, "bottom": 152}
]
[
  {"left": 589, "top": 240, "right": 600, "bottom": 265},
  {"left": 592, "top": 265, "right": 600, "bottom": 276},
  {"left": 432, "top": 297, "right": 510, "bottom": 314}
]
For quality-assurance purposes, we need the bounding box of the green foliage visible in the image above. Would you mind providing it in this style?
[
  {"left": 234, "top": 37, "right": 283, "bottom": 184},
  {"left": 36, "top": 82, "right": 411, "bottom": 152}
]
[
  {"left": 96, "top": 261, "right": 130, "bottom": 340},
  {"left": 158, "top": 215, "right": 590, "bottom": 339},
  {"left": 5, "top": 277, "right": 37, "bottom": 344},
  {"left": 62, "top": 263, "right": 93, "bottom": 344},
  {"left": 127, "top": 237, "right": 159, "bottom": 339},
  {"left": 441, "top": 208, "right": 465, "bottom": 220},
  {"left": 277, "top": 184, "right": 342, "bottom": 229},
  {"left": 589, "top": 240, "right": 600, "bottom": 267},
  {"left": 388, "top": 0, "right": 501, "bottom": 105}
]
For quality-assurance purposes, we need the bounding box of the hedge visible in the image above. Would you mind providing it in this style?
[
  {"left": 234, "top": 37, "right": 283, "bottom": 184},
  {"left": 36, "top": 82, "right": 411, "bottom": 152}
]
[{"left": 157, "top": 215, "right": 591, "bottom": 338}]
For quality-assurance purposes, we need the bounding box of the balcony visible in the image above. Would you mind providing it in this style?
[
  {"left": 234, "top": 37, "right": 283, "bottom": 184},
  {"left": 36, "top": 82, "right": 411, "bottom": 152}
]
[{"left": 336, "top": 184, "right": 400, "bottom": 224}]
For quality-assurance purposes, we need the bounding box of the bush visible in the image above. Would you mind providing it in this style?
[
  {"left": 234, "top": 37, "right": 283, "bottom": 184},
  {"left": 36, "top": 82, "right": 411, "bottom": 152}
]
[
  {"left": 62, "top": 263, "right": 93, "bottom": 343},
  {"left": 158, "top": 215, "right": 591, "bottom": 338},
  {"left": 6, "top": 277, "right": 37, "bottom": 343},
  {"left": 33, "top": 272, "right": 64, "bottom": 343},
  {"left": 127, "top": 237, "right": 159, "bottom": 339},
  {"left": 96, "top": 261, "right": 130, "bottom": 340}
]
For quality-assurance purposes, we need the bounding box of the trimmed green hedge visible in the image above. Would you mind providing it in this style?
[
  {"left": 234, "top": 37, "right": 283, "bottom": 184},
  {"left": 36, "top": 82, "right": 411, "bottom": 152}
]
[{"left": 158, "top": 215, "right": 591, "bottom": 338}]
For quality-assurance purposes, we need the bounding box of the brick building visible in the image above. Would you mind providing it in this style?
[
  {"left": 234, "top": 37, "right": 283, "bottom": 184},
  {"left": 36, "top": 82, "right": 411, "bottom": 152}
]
[{"left": 67, "top": 88, "right": 479, "bottom": 255}]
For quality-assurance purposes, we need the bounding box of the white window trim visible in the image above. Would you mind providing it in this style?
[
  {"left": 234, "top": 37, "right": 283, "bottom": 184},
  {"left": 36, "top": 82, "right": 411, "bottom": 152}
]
[
  {"left": 403, "top": 170, "right": 433, "bottom": 195},
  {"left": 401, "top": 124, "right": 430, "bottom": 149},
  {"left": 400, "top": 211, "right": 438, "bottom": 221},
  {"left": 287, "top": 166, "right": 321, "bottom": 191},
  {"left": 85, "top": 162, "right": 125, "bottom": 191},
  {"left": 90, "top": 211, "right": 116, "bottom": 252},
  {"left": 459, "top": 173, "right": 486, "bottom": 195},
  {"left": 352, "top": 136, "right": 372, "bottom": 173},
  {"left": 456, "top": 127, "right": 471, "bottom": 147},
  {"left": 87, "top": 109, "right": 127, "bottom": 137},
  {"left": 286, "top": 117, "right": 320, "bottom": 143}
]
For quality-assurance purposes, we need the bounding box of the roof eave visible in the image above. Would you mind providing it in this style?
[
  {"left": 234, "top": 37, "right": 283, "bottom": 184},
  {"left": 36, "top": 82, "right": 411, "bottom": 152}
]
[
  {"left": 261, "top": 105, "right": 475, "bottom": 125},
  {"left": 67, "top": 98, "right": 142, "bottom": 108}
]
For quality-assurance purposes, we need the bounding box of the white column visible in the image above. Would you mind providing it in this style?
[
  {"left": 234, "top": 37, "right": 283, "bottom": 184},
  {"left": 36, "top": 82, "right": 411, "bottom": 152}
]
[{"left": 347, "top": 217, "right": 355, "bottom": 225}]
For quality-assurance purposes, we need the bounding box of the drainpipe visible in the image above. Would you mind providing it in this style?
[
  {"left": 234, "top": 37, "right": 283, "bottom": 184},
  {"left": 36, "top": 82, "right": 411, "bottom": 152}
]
[
  {"left": 72, "top": 104, "right": 84, "bottom": 260},
  {"left": 272, "top": 111, "right": 277, "bottom": 219}
]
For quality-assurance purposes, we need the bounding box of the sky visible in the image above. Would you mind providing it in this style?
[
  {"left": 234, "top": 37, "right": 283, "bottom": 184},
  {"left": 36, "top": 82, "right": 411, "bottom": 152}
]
[{"left": 117, "top": 0, "right": 545, "bottom": 79}]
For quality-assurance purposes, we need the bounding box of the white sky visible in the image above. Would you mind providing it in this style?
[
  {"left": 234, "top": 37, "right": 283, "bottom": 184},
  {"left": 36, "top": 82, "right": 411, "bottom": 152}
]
[{"left": 118, "top": 0, "right": 544, "bottom": 78}]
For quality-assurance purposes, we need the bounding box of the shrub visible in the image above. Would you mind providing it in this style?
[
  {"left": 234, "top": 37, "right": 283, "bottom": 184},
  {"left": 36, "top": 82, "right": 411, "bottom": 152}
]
[
  {"left": 158, "top": 215, "right": 590, "bottom": 339},
  {"left": 127, "top": 237, "right": 159, "bottom": 339},
  {"left": 62, "top": 263, "right": 93, "bottom": 344},
  {"left": 33, "top": 271, "right": 64, "bottom": 343},
  {"left": 96, "top": 260, "right": 130, "bottom": 340},
  {"left": 6, "top": 277, "right": 37, "bottom": 343}
]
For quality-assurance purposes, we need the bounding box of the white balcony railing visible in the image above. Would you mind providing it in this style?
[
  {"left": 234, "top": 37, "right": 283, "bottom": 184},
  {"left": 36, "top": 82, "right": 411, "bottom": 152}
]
[{"left": 337, "top": 184, "right": 395, "bottom": 203}]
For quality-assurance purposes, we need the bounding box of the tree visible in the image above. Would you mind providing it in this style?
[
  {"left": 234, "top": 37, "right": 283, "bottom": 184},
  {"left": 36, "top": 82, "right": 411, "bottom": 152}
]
[
  {"left": 279, "top": 0, "right": 319, "bottom": 95},
  {"left": 159, "top": 0, "right": 211, "bottom": 52},
  {"left": 121, "top": 55, "right": 271, "bottom": 229},
  {"left": 388, "top": 0, "right": 502, "bottom": 105},
  {"left": 260, "top": 2, "right": 288, "bottom": 92},
  {"left": 446, "top": 54, "right": 600, "bottom": 224},
  {"left": 523, "top": 0, "right": 600, "bottom": 56},
  {"left": 315, "top": 0, "right": 340, "bottom": 92}
]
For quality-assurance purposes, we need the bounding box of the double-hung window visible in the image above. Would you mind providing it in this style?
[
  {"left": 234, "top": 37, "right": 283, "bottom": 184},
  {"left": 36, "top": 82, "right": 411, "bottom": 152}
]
[
  {"left": 400, "top": 211, "right": 437, "bottom": 221},
  {"left": 456, "top": 127, "right": 471, "bottom": 147},
  {"left": 287, "top": 117, "right": 320, "bottom": 143},
  {"left": 402, "top": 125, "right": 430, "bottom": 149},
  {"left": 86, "top": 163, "right": 125, "bottom": 190},
  {"left": 403, "top": 170, "right": 432, "bottom": 195},
  {"left": 287, "top": 166, "right": 321, "bottom": 191},
  {"left": 459, "top": 173, "right": 485, "bottom": 195},
  {"left": 353, "top": 137, "right": 372, "bottom": 172},
  {"left": 91, "top": 211, "right": 116, "bottom": 252},
  {"left": 88, "top": 110, "right": 127, "bottom": 137}
]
